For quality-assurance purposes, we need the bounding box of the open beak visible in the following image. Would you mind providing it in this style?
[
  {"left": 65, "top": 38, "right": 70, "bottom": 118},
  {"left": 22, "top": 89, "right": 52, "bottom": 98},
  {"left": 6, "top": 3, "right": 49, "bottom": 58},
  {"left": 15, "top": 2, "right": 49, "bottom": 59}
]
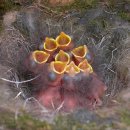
[
  {"left": 44, "top": 37, "right": 58, "bottom": 53},
  {"left": 32, "top": 50, "right": 50, "bottom": 64},
  {"left": 65, "top": 61, "right": 80, "bottom": 77},
  {"left": 50, "top": 61, "right": 66, "bottom": 74},
  {"left": 71, "top": 45, "right": 88, "bottom": 63},
  {"left": 55, "top": 50, "right": 70, "bottom": 65},
  {"left": 56, "top": 32, "right": 73, "bottom": 50},
  {"left": 78, "top": 59, "right": 93, "bottom": 73}
]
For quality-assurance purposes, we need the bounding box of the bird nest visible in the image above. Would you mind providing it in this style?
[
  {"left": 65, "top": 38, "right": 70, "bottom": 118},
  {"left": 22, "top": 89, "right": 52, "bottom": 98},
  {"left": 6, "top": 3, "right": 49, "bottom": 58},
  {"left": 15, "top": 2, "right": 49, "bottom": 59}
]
[{"left": 0, "top": 14, "right": 129, "bottom": 118}]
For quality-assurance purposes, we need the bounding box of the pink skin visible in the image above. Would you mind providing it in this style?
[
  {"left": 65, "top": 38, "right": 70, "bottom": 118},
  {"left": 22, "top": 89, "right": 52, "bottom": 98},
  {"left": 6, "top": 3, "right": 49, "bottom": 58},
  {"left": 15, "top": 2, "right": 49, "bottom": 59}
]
[
  {"left": 23, "top": 39, "right": 108, "bottom": 112},
  {"left": 85, "top": 73, "right": 107, "bottom": 108},
  {"left": 25, "top": 52, "right": 107, "bottom": 111},
  {"left": 38, "top": 87, "right": 62, "bottom": 109},
  {"left": 62, "top": 91, "right": 77, "bottom": 111},
  {"left": 36, "top": 72, "right": 107, "bottom": 111}
]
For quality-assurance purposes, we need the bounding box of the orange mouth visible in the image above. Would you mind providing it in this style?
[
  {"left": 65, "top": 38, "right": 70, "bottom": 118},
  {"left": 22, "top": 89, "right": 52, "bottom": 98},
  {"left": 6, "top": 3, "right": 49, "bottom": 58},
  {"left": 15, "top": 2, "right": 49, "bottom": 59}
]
[
  {"left": 55, "top": 50, "right": 70, "bottom": 64},
  {"left": 50, "top": 61, "right": 66, "bottom": 74},
  {"left": 32, "top": 50, "right": 50, "bottom": 64},
  {"left": 65, "top": 61, "right": 80, "bottom": 77},
  {"left": 44, "top": 37, "right": 58, "bottom": 52},
  {"left": 78, "top": 59, "right": 93, "bottom": 73},
  {"left": 71, "top": 45, "right": 88, "bottom": 61},
  {"left": 56, "top": 32, "right": 71, "bottom": 48}
]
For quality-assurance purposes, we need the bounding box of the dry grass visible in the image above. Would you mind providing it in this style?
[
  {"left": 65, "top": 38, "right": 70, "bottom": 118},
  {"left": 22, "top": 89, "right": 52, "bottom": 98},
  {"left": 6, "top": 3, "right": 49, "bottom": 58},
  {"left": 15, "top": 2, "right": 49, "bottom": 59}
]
[{"left": 0, "top": 9, "right": 130, "bottom": 122}]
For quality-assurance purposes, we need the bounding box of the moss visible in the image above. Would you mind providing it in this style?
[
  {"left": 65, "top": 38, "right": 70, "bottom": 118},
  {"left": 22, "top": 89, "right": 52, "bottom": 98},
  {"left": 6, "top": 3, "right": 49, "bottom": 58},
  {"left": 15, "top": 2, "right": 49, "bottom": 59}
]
[
  {"left": 0, "top": 20, "right": 3, "bottom": 33},
  {"left": 16, "top": 114, "right": 52, "bottom": 130},
  {"left": 0, "top": 110, "right": 52, "bottom": 130},
  {"left": 0, "top": 0, "right": 21, "bottom": 33},
  {"left": 0, "top": 110, "right": 111, "bottom": 130},
  {"left": 118, "top": 11, "right": 130, "bottom": 21},
  {"left": 0, "top": 109, "right": 16, "bottom": 129},
  {"left": 54, "top": 115, "right": 113, "bottom": 130},
  {"left": 90, "top": 19, "right": 109, "bottom": 28},
  {"left": 106, "top": 0, "right": 118, "bottom": 9},
  {"left": 120, "top": 110, "right": 130, "bottom": 126},
  {"left": 106, "top": 0, "right": 130, "bottom": 21},
  {"left": 0, "top": 110, "right": 130, "bottom": 130},
  {"left": 101, "top": 19, "right": 109, "bottom": 29},
  {"left": 0, "top": 0, "right": 20, "bottom": 26},
  {"left": 51, "top": 0, "right": 99, "bottom": 13},
  {"left": 0, "top": 0, "right": 20, "bottom": 15}
]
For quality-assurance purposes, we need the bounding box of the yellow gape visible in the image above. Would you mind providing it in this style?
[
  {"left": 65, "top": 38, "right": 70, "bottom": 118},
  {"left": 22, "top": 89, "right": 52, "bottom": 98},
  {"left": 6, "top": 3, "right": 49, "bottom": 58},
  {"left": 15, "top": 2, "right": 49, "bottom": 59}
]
[
  {"left": 55, "top": 50, "right": 70, "bottom": 65},
  {"left": 65, "top": 61, "right": 80, "bottom": 77},
  {"left": 78, "top": 59, "right": 93, "bottom": 73},
  {"left": 32, "top": 50, "right": 50, "bottom": 64},
  {"left": 44, "top": 37, "right": 58, "bottom": 52},
  {"left": 71, "top": 45, "right": 88, "bottom": 62},
  {"left": 50, "top": 61, "right": 67, "bottom": 74},
  {"left": 56, "top": 32, "right": 72, "bottom": 49}
]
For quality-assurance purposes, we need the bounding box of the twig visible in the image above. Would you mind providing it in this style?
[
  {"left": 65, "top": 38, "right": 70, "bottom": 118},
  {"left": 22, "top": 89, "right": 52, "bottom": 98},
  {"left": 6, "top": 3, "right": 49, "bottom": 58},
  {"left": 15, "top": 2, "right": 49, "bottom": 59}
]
[
  {"left": 55, "top": 101, "right": 64, "bottom": 113},
  {"left": 97, "top": 35, "right": 106, "bottom": 49},
  {"left": 46, "top": 19, "right": 51, "bottom": 35},
  {"left": 15, "top": 92, "right": 22, "bottom": 99},
  {"left": 110, "top": 48, "right": 118, "bottom": 64},
  {"left": 77, "top": 32, "right": 85, "bottom": 44},
  {"left": 23, "top": 97, "right": 49, "bottom": 113},
  {"left": 105, "top": 94, "right": 110, "bottom": 97},
  {"left": 0, "top": 74, "right": 40, "bottom": 84},
  {"left": 104, "top": 10, "right": 117, "bottom": 15},
  {"left": 51, "top": 99, "right": 55, "bottom": 110},
  {"left": 14, "top": 73, "right": 20, "bottom": 88},
  {"left": 15, "top": 109, "right": 19, "bottom": 120},
  {"left": 36, "top": 2, "right": 63, "bottom": 16},
  {"left": 90, "top": 37, "right": 96, "bottom": 46},
  {"left": 107, "top": 67, "right": 116, "bottom": 74}
]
